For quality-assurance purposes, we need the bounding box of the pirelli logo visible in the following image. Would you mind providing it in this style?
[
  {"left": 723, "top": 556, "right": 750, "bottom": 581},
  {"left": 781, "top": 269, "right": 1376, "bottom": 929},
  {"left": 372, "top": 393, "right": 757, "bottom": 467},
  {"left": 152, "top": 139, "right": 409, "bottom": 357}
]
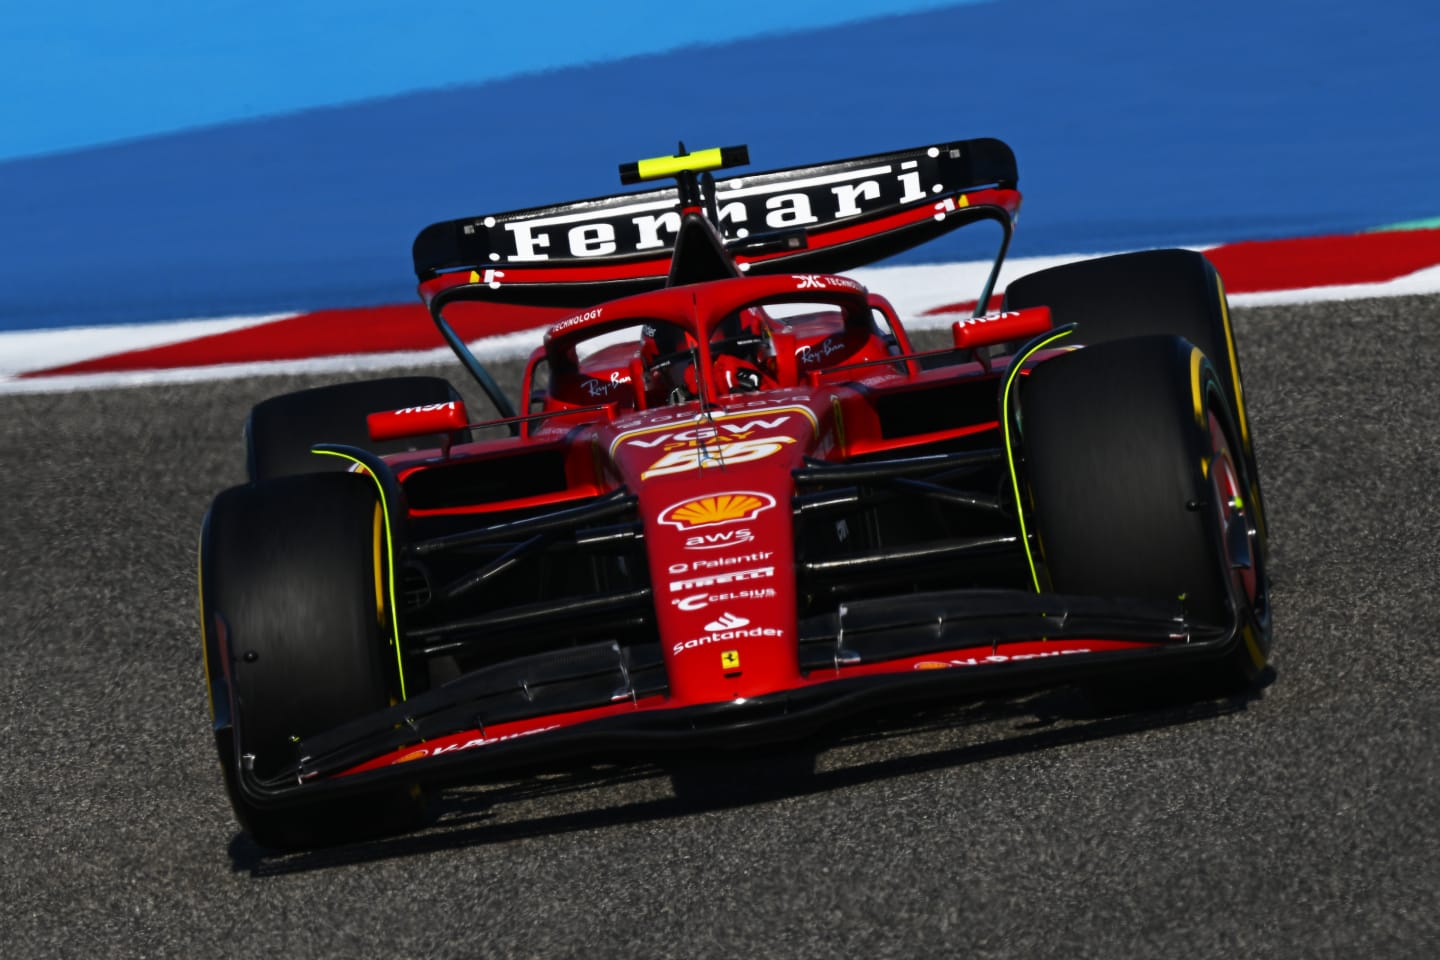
[{"left": 668, "top": 566, "right": 774, "bottom": 593}]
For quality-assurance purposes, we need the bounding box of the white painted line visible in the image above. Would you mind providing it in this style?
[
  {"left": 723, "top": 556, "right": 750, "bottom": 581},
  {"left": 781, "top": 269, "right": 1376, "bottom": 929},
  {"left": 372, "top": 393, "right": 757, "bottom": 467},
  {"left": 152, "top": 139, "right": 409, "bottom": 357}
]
[
  {"left": 1228, "top": 264, "right": 1440, "bottom": 307},
  {"left": 0, "top": 313, "right": 293, "bottom": 378},
  {"left": 4, "top": 254, "right": 1440, "bottom": 396}
]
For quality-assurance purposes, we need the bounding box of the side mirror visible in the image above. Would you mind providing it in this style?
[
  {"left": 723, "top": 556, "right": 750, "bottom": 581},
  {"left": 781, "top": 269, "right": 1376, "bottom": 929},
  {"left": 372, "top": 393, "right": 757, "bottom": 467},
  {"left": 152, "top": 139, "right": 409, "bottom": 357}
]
[
  {"left": 367, "top": 400, "right": 470, "bottom": 442},
  {"left": 951, "top": 306, "right": 1052, "bottom": 351}
]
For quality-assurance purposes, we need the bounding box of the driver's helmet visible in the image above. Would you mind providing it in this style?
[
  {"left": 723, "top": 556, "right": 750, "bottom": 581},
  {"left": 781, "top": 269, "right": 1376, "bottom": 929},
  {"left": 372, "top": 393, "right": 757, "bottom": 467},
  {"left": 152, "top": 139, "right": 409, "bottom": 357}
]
[
  {"left": 639, "top": 311, "right": 778, "bottom": 405},
  {"left": 639, "top": 323, "right": 700, "bottom": 406},
  {"left": 712, "top": 306, "right": 777, "bottom": 394}
]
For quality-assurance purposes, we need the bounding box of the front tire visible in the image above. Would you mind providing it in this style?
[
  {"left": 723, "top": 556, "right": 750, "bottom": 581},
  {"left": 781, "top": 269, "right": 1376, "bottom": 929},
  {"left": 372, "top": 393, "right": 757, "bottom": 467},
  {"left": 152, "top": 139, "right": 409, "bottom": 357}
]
[
  {"left": 1018, "top": 336, "right": 1270, "bottom": 697},
  {"left": 200, "top": 472, "right": 427, "bottom": 849}
]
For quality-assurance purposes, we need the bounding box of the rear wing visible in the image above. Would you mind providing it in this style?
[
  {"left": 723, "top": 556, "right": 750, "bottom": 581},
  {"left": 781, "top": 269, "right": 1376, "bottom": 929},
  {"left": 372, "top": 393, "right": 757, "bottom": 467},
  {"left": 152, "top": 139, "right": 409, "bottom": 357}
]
[{"left": 413, "top": 137, "right": 1020, "bottom": 308}]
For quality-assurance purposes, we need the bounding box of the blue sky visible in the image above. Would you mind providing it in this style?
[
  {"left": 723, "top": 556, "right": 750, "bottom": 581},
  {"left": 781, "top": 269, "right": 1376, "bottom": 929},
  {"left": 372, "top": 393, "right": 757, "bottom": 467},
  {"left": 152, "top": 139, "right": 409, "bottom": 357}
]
[{"left": 1, "top": 0, "right": 982, "bottom": 161}]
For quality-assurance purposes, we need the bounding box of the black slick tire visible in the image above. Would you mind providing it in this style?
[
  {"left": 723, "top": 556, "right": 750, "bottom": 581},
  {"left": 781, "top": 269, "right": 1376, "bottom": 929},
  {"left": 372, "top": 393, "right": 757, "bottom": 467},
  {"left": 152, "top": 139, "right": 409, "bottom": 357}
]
[
  {"left": 1018, "top": 335, "right": 1270, "bottom": 698},
  {"left": 200, "top": 471, "right": 426, "bottom": 849}
]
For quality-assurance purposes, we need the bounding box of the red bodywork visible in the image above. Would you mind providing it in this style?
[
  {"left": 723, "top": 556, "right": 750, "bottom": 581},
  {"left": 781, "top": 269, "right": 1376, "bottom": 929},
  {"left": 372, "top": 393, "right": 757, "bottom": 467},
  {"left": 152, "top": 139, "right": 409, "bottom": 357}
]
[
  {"left": 214, "top": 138, "right": 1245, "bottom": 802},
  {"left": 334, "top": 277, "right": 1141, "bottom": 776}
]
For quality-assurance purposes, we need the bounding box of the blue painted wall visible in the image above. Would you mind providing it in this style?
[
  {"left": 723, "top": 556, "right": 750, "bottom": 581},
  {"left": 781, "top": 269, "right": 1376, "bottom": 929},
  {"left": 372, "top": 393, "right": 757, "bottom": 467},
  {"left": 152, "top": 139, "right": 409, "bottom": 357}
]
[
  {"left": 1, "top": 0, "right": 1436, "bottom": 330},
  {"left": 1, "top": 0, "right": 981, "bottom": 162}
]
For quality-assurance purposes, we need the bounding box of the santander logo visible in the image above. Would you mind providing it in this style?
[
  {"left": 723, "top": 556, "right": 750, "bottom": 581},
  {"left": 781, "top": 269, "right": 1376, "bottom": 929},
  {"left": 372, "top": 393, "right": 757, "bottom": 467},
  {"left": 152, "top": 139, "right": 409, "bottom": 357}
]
[{"left": 703, "top": 612, "right": 750, "bottom": 632}]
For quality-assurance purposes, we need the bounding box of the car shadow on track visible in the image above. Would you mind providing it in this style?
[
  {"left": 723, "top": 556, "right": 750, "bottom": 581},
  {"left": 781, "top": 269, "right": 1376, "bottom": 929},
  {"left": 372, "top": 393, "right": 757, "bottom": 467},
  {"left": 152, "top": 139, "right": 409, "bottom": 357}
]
[{"left": 229, "top": 668, "right": 1276, "bottom": 877}]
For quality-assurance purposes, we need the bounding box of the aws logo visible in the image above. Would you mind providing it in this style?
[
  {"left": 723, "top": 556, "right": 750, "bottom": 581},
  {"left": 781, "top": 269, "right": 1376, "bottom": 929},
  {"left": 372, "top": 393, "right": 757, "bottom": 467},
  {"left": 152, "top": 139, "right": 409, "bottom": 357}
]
[{"left": 685, "top": 528, "right": 754, "bottom": 551}]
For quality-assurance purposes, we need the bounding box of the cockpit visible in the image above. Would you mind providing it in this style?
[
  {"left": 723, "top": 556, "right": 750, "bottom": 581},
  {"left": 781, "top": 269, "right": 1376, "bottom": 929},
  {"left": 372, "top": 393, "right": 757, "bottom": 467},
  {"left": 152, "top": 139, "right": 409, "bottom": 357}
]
[{"left": 521, "top": 274, "right": 913, "bottom": 424}]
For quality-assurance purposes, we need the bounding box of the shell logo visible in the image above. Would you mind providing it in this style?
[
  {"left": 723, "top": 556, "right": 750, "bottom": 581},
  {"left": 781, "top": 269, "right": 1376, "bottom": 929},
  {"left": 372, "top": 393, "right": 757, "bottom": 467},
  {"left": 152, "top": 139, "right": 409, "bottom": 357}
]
[{"left": 659, "top": 492, "right": 777, "bottom": 529}]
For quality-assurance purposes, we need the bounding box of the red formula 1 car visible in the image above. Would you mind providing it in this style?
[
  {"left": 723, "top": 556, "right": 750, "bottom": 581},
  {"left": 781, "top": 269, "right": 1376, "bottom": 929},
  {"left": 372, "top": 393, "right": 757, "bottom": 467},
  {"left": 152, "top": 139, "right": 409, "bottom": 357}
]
[{"left": 198, "top": 138, "right": 1271, "bottom": 848}]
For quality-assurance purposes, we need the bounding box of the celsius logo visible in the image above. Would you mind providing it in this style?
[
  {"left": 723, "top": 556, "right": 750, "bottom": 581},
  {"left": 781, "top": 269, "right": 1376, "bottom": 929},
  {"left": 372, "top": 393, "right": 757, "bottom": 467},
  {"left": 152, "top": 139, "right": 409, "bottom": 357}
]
[
  {"left": 704, "top": 612, "right": 749, "bottom": 632},
  {"left": 671, "top": 587, "right": 776, "bottom": 612}
]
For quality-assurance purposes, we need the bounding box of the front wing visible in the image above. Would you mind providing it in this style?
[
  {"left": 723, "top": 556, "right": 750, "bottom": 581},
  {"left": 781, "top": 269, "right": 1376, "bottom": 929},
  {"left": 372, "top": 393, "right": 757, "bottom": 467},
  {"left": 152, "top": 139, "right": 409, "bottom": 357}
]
[{"left": 219, "top": 589, "right": 1251, "bottom": 811}]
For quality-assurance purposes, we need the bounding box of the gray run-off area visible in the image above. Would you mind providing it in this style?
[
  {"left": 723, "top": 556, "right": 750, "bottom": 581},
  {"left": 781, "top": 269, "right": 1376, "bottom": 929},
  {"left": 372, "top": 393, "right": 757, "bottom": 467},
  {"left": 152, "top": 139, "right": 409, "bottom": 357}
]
[{"left": 2, "top": 295, "right": 1437, "bottom": 959}]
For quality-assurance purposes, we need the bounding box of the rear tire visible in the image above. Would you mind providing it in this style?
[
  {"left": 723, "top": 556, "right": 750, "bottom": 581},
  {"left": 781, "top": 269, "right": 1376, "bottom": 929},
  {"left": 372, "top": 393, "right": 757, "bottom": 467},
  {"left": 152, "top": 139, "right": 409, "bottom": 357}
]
[
  {"left": 1004, "top": 249, "right": 1266, "bottom": 543},
  {"left": 200, "top": 472, "right": 427, "bottom": 849},
  {"left": 246, "top": 375, "right": 469, "bottom": 480},
  {"left": 1018, "top": 336, "right": 1270, "bottom": 698}
]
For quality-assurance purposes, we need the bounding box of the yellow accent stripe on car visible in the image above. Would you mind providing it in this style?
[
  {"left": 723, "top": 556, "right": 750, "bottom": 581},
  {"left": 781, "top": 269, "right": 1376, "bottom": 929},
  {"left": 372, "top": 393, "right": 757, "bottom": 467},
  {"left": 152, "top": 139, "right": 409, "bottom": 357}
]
[
  {"left": 636, "top": 147, "right": 725, "bottom": 180},
  {"left": 1213, "top": 272, "right": 1268, "bottom": 544},
  {"left": 1002, "top": 328, "right": 1074, "bottom": 593},
  {"left": 1190, "top": 345, "right": 1205, "bottom": 426},
  {"left": 1241, "top": 622, "right": 1265, "bottom": 671},
  {"left": 372, "top": 502, "right": 385, "bottom": 626},
  {"left": 312, "top": 449, "right": 408, "bottom": 700},
  {"left": 1215, "top": 273, "right": 1251, "bottom": 451}
]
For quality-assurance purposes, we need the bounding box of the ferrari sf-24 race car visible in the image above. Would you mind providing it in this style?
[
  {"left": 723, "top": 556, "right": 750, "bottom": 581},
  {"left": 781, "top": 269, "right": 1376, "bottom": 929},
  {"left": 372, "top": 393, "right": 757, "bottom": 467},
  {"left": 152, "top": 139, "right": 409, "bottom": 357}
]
[{"left": 198, "top": 137, "right": 1271, "bottom": 849}]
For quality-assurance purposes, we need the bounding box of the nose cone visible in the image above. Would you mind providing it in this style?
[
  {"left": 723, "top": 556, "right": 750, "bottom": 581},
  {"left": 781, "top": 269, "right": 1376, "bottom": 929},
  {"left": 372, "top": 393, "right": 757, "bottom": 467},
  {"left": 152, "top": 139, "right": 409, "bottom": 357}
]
[
  {"left": 644, "top": 484, "right": 797, "bottom": 703},
  {"left": 611, "top": 403, "right": 820, "bottom": 703}
]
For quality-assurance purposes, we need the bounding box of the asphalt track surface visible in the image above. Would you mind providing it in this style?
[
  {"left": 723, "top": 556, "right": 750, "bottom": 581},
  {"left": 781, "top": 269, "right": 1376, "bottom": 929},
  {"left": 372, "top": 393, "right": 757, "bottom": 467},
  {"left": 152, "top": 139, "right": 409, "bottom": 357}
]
[{"left": 4, "top": 295, "right": 1439, "bottom": 959}]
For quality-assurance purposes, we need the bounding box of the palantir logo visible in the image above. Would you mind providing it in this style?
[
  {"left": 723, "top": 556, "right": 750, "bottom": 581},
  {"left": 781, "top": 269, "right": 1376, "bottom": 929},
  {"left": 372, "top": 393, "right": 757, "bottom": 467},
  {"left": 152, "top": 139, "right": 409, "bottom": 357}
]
[{"left": 704, "top": 612, "right": 750, "bottom": 632}]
